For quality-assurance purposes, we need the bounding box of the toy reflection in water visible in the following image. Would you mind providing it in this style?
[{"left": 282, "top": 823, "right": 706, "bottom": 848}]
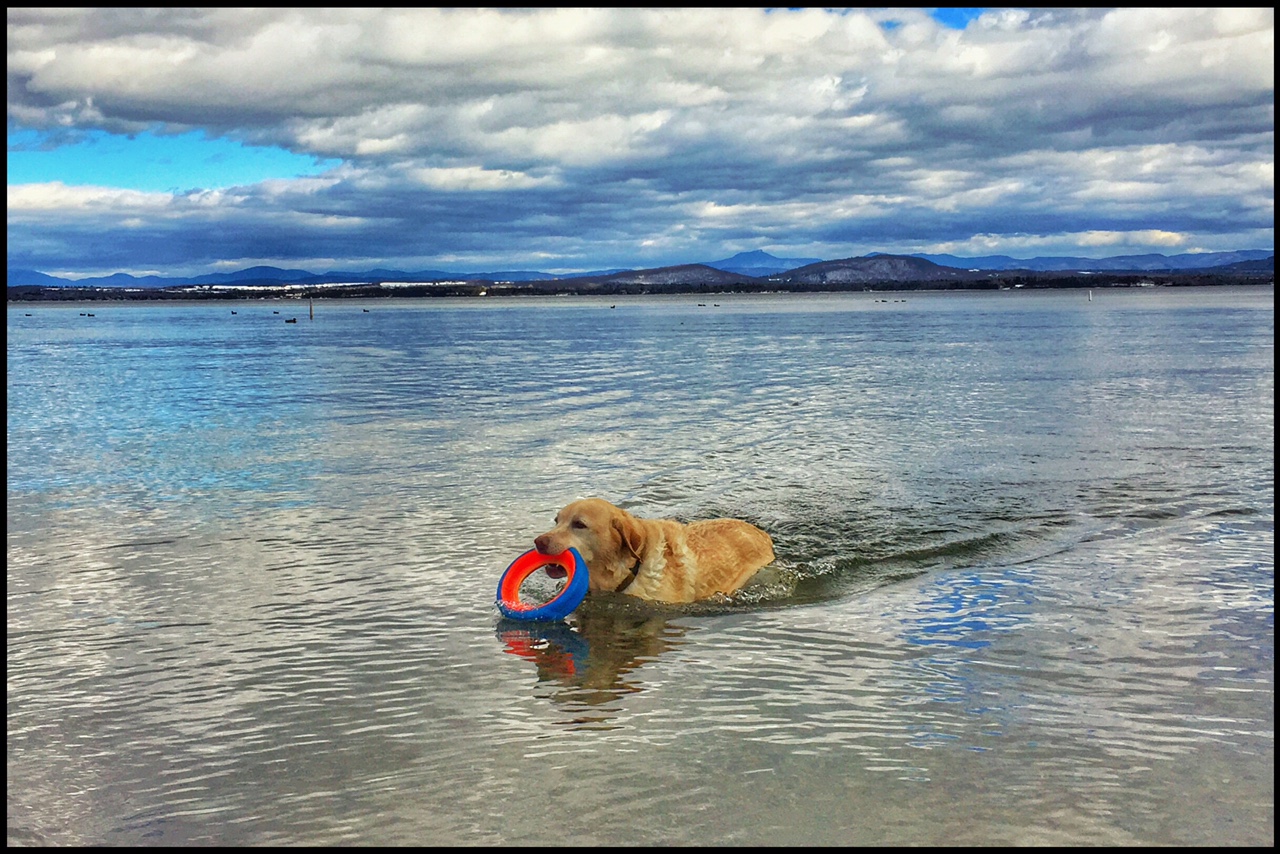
[{"left": 496, "top": 597, "right": 692, "bottom": 710}]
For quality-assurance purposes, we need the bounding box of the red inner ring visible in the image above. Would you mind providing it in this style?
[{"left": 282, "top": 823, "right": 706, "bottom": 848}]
[{"left": 498, "top": 550, "right": 577, "bottom": 610}]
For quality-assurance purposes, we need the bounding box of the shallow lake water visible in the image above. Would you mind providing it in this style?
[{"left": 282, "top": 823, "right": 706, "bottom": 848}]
[{"left": 7, "top": 286, "right": 1274, "bottom": 845}]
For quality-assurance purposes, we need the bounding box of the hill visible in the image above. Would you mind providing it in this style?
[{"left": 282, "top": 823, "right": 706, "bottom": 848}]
[
  {"left": 527, "top": 264, "right": 764, "bottom": 293},
  {"left": 1211, "top": 255, "right": 1274, "bottom": 273},
  {"left": 771, "top": 254, "right": 986, "bottom": 286},
  {"left": 911, "top": 249, "right": 1274, "bottom": 272}
]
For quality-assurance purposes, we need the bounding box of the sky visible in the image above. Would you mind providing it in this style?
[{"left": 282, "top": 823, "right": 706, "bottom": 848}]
[{"left": 6, "top": 7, "right": 1274, "bottom": 279}]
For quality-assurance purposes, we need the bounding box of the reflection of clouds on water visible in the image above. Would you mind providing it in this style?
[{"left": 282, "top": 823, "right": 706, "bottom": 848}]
[
  {"left": 887, "top": 519, "right": 1275, "bottom": 771},
  {"left": 900, "top": 568, "right": 1038, "bottom": 650},
  {"left": 8, "top": 292, "right": 1273, "bottom": 845},
  {"left": 888, "top": 567, "right": 1042, "bottom": 760}
]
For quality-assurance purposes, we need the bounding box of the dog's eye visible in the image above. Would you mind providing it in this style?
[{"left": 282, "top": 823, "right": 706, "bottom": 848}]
[{"left": 571, "top": 519, "right": 588, "bottom": 530}]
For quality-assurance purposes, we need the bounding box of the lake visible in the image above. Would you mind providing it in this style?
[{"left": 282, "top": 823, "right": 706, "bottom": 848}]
[{"left": 7, "top": 286, "right": 1274, "bottom": 845}]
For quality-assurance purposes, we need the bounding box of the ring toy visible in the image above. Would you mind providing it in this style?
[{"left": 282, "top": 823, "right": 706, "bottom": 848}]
[{"left": 496, "top": 548, "right": 589, "bottom": 621}]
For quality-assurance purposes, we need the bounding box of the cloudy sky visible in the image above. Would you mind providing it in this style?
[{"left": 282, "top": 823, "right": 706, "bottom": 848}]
[{"left": 6, "top": 7, "right": 1274, "bottom": 278}]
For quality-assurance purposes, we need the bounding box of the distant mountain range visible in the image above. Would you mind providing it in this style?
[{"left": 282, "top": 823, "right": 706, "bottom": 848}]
[
  {"left": 905, "top": 249, "right": 1274, "bottom": 272},
  {"left": 7, "top": 249, "right": 1273, "bottom": 289}
]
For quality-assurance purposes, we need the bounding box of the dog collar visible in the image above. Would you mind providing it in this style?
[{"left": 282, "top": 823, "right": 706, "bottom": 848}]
[{"left": 614, "top": 558, "right": 641, "bottom": 594}]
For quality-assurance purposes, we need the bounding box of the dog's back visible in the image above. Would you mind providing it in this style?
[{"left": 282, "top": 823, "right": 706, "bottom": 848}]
[
  {"left": 615, "top": 514, "right": 774, "bottom": 603},
  {"left": 684, "top": 518, "right": 775, "bottom": 599}
]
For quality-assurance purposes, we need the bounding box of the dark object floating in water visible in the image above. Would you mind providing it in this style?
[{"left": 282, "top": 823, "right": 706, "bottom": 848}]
[
  {"left": 273, "top": 310, "right": 279, "bottom": 314},
  {"left": 362, "top": 309, "right": 370, "bottom": 312},
  {"left": 231, "top": 310, "right": 237, "bottom": 314},
  {"left": 285, "top": 317, "right": 297, "bottom": 323}
]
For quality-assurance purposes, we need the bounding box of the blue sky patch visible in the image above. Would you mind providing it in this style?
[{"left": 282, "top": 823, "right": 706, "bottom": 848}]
[
  {"left": 930, "top": 7, "right": 985, "bottom": 29},
  {"left": 8, "top": 128, "right": 340, "bottom": 192}
]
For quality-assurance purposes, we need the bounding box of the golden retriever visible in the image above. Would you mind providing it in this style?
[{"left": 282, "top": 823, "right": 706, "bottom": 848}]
[{"left": 533, "top": 497, "right": 775, "bottom": 604}]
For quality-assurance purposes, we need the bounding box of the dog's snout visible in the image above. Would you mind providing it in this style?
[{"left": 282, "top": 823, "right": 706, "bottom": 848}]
[{"left": 534, "top": 534, "right": 553, "bottom": 554}]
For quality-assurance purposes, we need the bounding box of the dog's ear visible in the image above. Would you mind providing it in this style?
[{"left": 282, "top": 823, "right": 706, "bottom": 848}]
[{"left": 612, "top": 511, "right": 646, "bottom": 562}]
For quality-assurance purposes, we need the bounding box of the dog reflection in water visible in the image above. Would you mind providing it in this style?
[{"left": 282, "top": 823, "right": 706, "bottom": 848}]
[{"left": 496, "top": 600, "right": 689, "bottom": 710}]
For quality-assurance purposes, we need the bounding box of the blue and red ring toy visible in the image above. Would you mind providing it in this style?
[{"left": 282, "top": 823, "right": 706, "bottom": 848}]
[{"left": 496, "top": 547, "right": 589, "bottom": 621}]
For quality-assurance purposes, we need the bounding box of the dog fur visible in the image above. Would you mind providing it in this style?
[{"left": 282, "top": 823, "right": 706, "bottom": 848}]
[{"left": 533, "top": 497, "right": 775, "bottom": 604}]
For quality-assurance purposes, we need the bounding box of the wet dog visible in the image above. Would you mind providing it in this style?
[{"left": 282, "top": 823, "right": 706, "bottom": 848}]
[{"left": 533, "top": 497, "right": 775, "bottom": 604}]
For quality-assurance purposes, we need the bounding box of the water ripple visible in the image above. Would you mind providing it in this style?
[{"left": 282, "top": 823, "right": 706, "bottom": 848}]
[{"left": 7, "top": 291, "right": 1272, "bottom": 845}]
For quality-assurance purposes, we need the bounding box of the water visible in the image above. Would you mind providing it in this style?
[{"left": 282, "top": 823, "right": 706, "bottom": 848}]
[{"left": 7, "top": 287, "right": 1273, "bottom": 845}]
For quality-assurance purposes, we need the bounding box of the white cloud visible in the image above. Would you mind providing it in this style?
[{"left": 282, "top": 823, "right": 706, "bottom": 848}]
[
  {"left": 7, "top": 181, "right": 171, "bottom": 212},
  {"left": 410, "top": 166, "right": 557, "bottom": 191},
  {"left": 927, "top": 229, "right": 1193, "bottom": 256},
  {"left": 5, "top": 7, "right": 1273, "bottom": 273},
  {"left": 1077, "top": 229, "right": 1187, "bottom": 248}
]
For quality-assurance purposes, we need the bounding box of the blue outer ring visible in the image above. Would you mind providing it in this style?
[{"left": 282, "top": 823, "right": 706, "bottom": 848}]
[{"left": 495, "top": 547, "right": 589, "bottom": 621}]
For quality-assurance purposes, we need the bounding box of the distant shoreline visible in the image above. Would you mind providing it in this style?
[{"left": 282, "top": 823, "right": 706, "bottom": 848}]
[{"left": 7, "top": 270, "right": 1273, "bottom": 302}]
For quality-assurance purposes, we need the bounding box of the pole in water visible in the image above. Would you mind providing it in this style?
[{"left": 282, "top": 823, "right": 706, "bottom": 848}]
[{"left": 310, "top": 298, "right": 314, "bottom": 320}]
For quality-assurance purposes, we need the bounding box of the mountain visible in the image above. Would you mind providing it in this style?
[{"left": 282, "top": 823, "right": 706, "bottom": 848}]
[
  {"left": 1212, "top": 255, "right": 1274, "bottom": 273},
  {"left": 194, "top": 265, "right": 316, "bottom": 284},
  {"left": 6, "top": 269, "right": 69, "bottom": 287},
  {"left": 7, "top": 249, "right": 1272, "bottom": 289},
  {"left": 909, "top": 249, "right": 1275, "bottom": 272},
  {"left": 771, "top": 254, "right": 983, "bottom": 286},
  {"left": 2, "top": 266, "right": 319, "bottom": 288},
  {"left": 544, "top": 264, "right": 763, "bottom": 290},
  {"left": 3, "top": 264, "right": 636, "bottom": 288},
  {"left": 703, "top": 250, "right": 824, "bottom": 277}
]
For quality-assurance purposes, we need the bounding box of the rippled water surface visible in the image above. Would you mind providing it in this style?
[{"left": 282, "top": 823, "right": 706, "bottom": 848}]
[{"left": 7, "top": 287, "right": 1274, "bottom": 845}]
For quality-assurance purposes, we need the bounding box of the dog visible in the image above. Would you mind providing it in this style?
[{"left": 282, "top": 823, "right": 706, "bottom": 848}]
[{"left": 533, "top": 497, "right": 775, "bottom": 604}]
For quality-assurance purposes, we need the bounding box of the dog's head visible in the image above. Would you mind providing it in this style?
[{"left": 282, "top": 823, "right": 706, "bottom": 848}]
[{"left": 534, "top": 498, "right": 646, "bottom": 592}]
